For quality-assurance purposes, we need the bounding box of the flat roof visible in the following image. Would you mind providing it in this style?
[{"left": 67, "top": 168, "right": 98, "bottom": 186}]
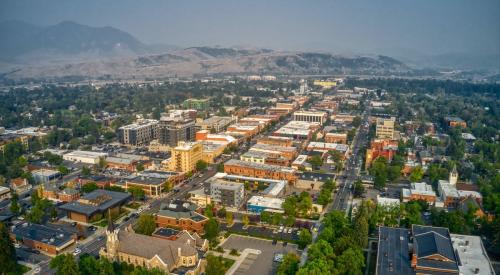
[
  {"left": 32, "top": 169, "right": 60, "bottom": 177},
  {"left": 59, "top": 189, "right": 131, "bottom": 216},
  {"left": 377, "top": 226, "right": 414, "bottom": 275},
  {"left": 224, "top": 159, "right": 295, "bottom": 173},
  {"left": 127, "top": 175, "right": 165, "bottom": 186},
  {"left": 63, "top": 150, "right": 107, "bottom": 158},
  {"left": 12, "top": 222, "right": 75, "bottom": 248},
  {"left": 451, "top": 234, "right": 495, "bottom": 275},
  {"left": 247, "top": 196, "right": 284, "bottom": 210}
]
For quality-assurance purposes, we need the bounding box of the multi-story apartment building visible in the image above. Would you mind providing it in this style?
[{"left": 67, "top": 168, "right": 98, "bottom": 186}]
[
  {"left": 375, "top": 117, "right": 396, "bottom": 139},
  {"left": 158, "top": 117, "right": 196, "bottom": 147},
  {"left": 169, "top": 142, "right": 203, "bottom": 173},
  {"left": 293, "top": 110, "right": 328, "bottom": 125},
  {"left": 195, "top": 116, "right": 235, "bottom": 132},
  {"left": 117, "top": 119, "right": 159, "bottom": 146},
  {"left": 208, "top": 177, "right": 245, "bottom": 208}
]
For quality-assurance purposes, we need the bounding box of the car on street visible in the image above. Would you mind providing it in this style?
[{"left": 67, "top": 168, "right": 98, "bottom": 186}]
[
  {"left": 14, "top": 243, "right": 21, "bottom": 248},
  {"left": 73, "top": 248, "right": 81, "bottom": 256}
]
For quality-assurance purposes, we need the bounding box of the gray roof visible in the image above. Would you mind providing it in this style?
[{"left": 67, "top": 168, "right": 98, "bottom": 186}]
[
  {"left": 59, "top": 189, "right": 131, "bottom": 217},
  {"left": 157, "top": 209, "right": 208, "bottom": 222},
  {"left": 377, "top": 226, "right": 415, "bottom": 275},
  {"left": 127, "top": 175, "right": 165, "bottom": 186},
  {"left": 12, "top": 222, "right": 75, "bottom": 248},
  {"left": 412, "top": 225, "right": 459, "bottom": 272}
]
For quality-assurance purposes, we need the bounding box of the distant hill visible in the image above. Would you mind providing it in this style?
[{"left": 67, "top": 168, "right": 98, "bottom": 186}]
[{"left": 0, "top": 20, "right": 149, "bottom": 60}]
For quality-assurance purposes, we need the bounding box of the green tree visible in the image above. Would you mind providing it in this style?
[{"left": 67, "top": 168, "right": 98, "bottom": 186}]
[
  {"left": 50, "top": 254, "right": 79, "bottom": 275},
  {"left": 98, "top": 157, "right": 107, "bottom": 171},
  {"left": 283, "top": 196, "right": 297, "bottom": 217},
  {"left": 308, "top": 155, "right": 323, "bottom": 170},
  {"left": 195, "top": 160, "right": 208, "bottom": 171},
  {"left": 371, "top": 157, "right": 388, "bottom": 189},
  {"left": 353, "top": 179, "right": 365, "bottom": 198},
  {"left": 409, "top": 166, "right": 424, "bottom": 182},
  {"left": 277, "top": 252, "right": 300, "bottom": 275},
  {"left": 260, "top": 211, "right": 271, "bottom": 223},
  {"left": 335, "top": 247, "right": 365, "bottom": 274},
  {"left": 352, "top": 116, "right": 362, "bottom": 128},
  {"left": 204, "top": 218, "right": 219, "bottom": 242},
  {"left": 81, "top": 182, "right": 99, "bottom": 193},
  {"left": 307, "top": 239, "right": 334, "bottom": 261},
  {"left": 135, "top": 214, "right": 156, "bottom": 236},
  {"left": 136, "top": 163, "right": 145, "bottom": 172},
  {"left": 129, "top": 186, "right": 146, "bottom": 201},
  {"left": 81, "top": 165, "right": 91, "bottom": 177},
  {"left": 58, "top": 165, "right": 70, "bottom": 175},
  {"left": 205, "top": 254, "right": 227, "bottom": 275},
  {"left": 10, "top": 192, "right": 20, "bottom": 215},
  {"left": 297, "top": 229, "right": 312, "bottom": 249},
  {"left": 0, "top": 222, "right": 17, "bottom": 274}
]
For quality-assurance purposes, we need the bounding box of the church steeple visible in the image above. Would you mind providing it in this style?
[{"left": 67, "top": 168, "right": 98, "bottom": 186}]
[
  {"left": 106, "top": 209, "right": 115, "bottom": 232},
  {"left": 449, "top": 164, "right": 458, "bottom": 185}
]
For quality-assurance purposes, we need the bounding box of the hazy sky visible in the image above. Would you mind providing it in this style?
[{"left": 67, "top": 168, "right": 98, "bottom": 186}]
[{"left": 1, "top": 0, "right": 499, "bottom": 56}]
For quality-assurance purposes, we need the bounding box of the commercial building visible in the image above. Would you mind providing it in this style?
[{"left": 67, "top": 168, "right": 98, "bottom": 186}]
[
  {"left": 208, "top": 177, "right": 245, "bottom": 208},
  {"left": 155, "top": 201, "right": 209, "bottom": 234},
  {"left": 210, "top": 173, "right": 285, "bottom": 197},
  {"left": 226, "top": 123, "right": 260, "bottom": 138},
  {"left": 376, "top": 195, "right": 400, "bottom": 207},
  {"left": 106, "top": 153, "right": 151, "bottom": 172},
  {"left": 402, "top": 182, "right": 437, "bottom": 205},
  {"left": 249, "top": 143, "right": 298, "bottom": 160},
  {"left": 158, "top": 117, "right": 196, "bottom": 147},
  {"left": 377, "top": 225, "right": 462, "bottom": 275},
  {"left": 196, "top": 116, "right": 235, "bottom": 132},
  {"left": 182, "top": 98, "right": 210, "bottom": 110},
  {"left": 365, "top": 139, "right": 399, "bottom": 169},
  {"left": 169, "top": 141, "right": 203, "bottom": 173},
  {"left": 324, "top": 133, "right": 347, "bottom": 144},
  {"left": 201, "top": 141, "right": 226, "bottom": 164},
  {"left": 117, "top": 119, "right": 159, "bottom": 146},
  {"left": 273, "top": 121, "right": 319, "bottom": 140},
  {"left": 256, "top": 136, "right": 293, "bottom": 147},
  {"left": 124, "top": 175, "right": 167, "bottom": 197},
  {"left": 195, "top": 130, "right": 237, "bottom": 145},
  {"left": 375, "top": 117, "right": 396, "bottom": 139},
  {"left": 32, "top": 169, "right": 62, "bottom": 184},
  {"left": 39, "top": 183, "right": 80, "bottom": 202},
  {"left": 450, "top": 234, "right": 495, "bottom": 275},
  {"left": 63, "top": 150, "right": 108, "bottom": 165},
  {"left": 59, "top": 189, "right": 131, "bottom": 223},
  {"left": 291, "top": 155, "right": 310, "bottom": 171},
  {"left": 223, "top": 159, "right": 297, "bottom": 183},
  {"left": 293, "top": 110, "right": 328, "bottom": 125},
  {"left": 10, "top": 177, "right": 32, "bottom": 194},
  {"left": 246, "top": 196, "right": 284, "bottom": 213},
  {"left": 10, "top": 223, "right": 77, "bottom": 255},
  {"left": 100, "top": 224, "right": 202, "bottom": 273},
  {"left": 306, "top": 142, "right": 349, "bottom": 157}
]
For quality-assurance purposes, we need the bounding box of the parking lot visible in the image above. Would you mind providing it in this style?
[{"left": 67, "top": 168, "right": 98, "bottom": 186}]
[
  {"left": 221, "top": 235, "right": 299, "bottom": 275},
  {"left": 221, "top": 222, "right": 300, "bottom": 242}
]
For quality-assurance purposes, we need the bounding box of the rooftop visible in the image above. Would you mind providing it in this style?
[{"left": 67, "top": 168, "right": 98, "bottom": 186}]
[
  {"left": 12, "top": 222, "right": 75, "bottom": 248},
  {"left": 224, "top": 159, "right": 295, "bottom": 173},
  {"left": 58, "top": 189, "right": 131, "bottom": 216},
  {"left": 63, "top": 150, "right": 107, "bottom": 158},
  {"left": 126, "top": 175, "right": 165, "bottom": 186},
  {"left": 247, "top": 195, "right": 284, "bottom": 210},
  {"left": 377, "top": 226, "right": 414, "bottom": 275},
  {"left": 450, "top": 234, "right": 495, "bottom": 275}
]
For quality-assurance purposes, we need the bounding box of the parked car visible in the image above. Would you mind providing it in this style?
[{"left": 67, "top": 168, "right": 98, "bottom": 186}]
[{"left": 73, "top": 248, "right": 81, "bottom": 256}]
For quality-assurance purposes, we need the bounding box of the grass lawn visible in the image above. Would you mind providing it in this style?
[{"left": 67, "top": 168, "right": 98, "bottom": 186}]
[
  {"left": 93, "top": 209, "right": 130, "bottom": 227},
  {"left": 126, "top": 202, "right": 141, "bottom": 209},
  {"left": 221, "top": 257, "right": 235, "bottom": 272},
  {"left": 16, "top": 264, "right": 31, "bottom": 274}
]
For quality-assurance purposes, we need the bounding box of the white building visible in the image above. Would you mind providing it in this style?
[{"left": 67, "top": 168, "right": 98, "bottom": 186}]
[
  {"left": 376, "top": 195, "right": 400, "bottom": 207},
  {"left": 293, "top": 111, "right": 328, "bottom": 125},
  {"left": 450, "top": 234, "right": 495, "bottom": 275},
  {"left": 246, "top": 196, "right": 284, "bottom": 213},
  {"left": 63, "top": 150, "right": 108, "bottom": 164}
]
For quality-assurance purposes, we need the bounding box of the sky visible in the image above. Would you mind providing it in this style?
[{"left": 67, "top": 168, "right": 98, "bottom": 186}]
[{"left": 1, "top": 0, "right": 499, "bottom": 56}]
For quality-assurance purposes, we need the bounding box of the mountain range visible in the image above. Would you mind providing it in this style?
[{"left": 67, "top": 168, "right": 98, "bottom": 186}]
[{"left": 0, "top": 20, "right": 497, "bottom": 82}]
